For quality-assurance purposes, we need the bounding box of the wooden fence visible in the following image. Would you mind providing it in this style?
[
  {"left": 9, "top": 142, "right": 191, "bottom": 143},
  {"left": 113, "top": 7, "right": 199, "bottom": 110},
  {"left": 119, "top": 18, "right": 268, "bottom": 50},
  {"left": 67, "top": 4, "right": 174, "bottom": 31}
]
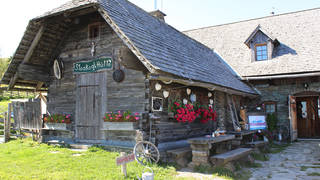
[{"left": 12, "top": 99, "right": 42, "bottom": 130}]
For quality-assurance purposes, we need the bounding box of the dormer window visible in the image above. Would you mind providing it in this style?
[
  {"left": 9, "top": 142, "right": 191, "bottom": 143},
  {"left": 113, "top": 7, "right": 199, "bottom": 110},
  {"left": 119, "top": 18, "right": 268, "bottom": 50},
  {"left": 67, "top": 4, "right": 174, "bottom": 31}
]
[
  {"left": 244, "top": 25, "right": 279, "bottom": 62},
  {"left": 255, "top": 44, "right": 268, "bottom": 61}
]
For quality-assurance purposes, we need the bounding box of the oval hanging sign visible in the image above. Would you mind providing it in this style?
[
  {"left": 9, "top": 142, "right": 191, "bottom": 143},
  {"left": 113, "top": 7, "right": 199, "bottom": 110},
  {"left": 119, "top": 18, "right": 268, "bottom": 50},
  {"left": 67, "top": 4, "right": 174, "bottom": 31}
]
[
  {"left": 53, "top": 59, "right": 63, "bottom": 79},
  {"left": 73, "top": 57, "right": 112, "bottom": 73}
]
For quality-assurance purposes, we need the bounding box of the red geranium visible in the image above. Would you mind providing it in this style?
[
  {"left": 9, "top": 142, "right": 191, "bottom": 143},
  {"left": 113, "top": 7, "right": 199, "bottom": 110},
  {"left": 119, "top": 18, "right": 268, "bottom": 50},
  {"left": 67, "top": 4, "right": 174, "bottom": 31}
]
[{"left": 170, "top": 100, "right": 217, "bottom": 124}]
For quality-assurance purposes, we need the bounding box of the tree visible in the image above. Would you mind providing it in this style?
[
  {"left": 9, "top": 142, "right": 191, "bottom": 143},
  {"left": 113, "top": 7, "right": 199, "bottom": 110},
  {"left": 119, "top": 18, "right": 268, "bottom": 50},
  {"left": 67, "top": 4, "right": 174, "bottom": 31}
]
[{"left": 0, "top": 57, "right": 10, "bottom": 79}]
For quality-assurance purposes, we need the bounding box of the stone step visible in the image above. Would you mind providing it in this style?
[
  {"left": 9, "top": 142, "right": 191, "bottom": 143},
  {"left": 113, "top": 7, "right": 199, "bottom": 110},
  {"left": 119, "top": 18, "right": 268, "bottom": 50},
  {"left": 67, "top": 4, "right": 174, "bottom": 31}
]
[
  {"left": 167, "top": 147, "right": 192, "bottom": 158},
  {"left": 69, "top": 144, "right": 93, "bottom": 150},
  {"left": 210, "top": 148, "right": 253, "bottom": 166},
  {"left": 167, "top": 147, "right": 192, "bottom": 167},
  {"left": 47, "top": 140, "right": 66, "bottom": 145}
]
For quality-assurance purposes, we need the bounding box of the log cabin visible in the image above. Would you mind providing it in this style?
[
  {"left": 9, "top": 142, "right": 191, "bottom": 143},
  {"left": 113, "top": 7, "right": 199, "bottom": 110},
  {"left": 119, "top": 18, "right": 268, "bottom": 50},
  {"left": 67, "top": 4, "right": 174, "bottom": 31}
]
[
  {"left": 0, "top": 0, "right": 258, "bottom": 152},
  {"left": 185, "top": 7, "right": 320, "bottom": 141}
]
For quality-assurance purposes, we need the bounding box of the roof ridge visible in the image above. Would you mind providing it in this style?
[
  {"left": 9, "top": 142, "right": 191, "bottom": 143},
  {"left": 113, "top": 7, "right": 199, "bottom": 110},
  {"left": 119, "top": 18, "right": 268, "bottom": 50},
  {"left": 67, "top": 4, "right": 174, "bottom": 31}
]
[{"left": 184, "top": 6, "right": 320, "bottom": 32}]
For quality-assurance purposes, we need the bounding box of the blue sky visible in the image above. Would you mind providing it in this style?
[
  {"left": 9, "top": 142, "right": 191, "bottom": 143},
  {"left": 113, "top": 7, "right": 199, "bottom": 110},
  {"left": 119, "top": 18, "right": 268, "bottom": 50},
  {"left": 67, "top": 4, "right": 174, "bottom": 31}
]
[{"left": 0, "top": 0, "right": 319, "bottom": 57}]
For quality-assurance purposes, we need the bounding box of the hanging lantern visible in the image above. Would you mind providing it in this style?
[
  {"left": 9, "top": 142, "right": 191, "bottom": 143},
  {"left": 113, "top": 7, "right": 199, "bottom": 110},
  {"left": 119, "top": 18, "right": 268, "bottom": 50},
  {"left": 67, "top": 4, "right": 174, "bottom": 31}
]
[
  {"left": 186, "top": 88, "right": 191, "bottom": 95},
  {"left": 208, "top": 92, "right": 212, "bottom": 98},
  {"left": 183, "top": 99, "right": 188, "bottom": 105},
  {"left": 163, "top": 91, "right": 169, "bottom": 98},
  {"left": 210, "top": 99, "right": 214, "bottom": 105},
  {"left": 155, "top": 83, "right": 162, "bottom": 91}
]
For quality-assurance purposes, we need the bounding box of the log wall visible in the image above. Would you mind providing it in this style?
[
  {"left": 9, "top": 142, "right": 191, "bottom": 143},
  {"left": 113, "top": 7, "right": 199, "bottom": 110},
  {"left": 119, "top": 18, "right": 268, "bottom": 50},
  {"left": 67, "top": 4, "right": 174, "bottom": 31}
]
[
  {"left": 46, "top": 12, "right": 147, "bottom": 143},
  {"left": 148, "top": 81, "right": 220, "bottom": 150}
]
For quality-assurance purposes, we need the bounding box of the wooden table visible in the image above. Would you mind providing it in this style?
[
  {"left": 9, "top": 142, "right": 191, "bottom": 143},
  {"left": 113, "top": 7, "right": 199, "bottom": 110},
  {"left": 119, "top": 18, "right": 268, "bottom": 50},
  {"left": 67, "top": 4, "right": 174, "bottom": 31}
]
[
  {"left": 187, "top": 135, "right": 235, "bottom": 167},
  {"left": 227, "top": 130, "right": 257, "bottom": 146}
]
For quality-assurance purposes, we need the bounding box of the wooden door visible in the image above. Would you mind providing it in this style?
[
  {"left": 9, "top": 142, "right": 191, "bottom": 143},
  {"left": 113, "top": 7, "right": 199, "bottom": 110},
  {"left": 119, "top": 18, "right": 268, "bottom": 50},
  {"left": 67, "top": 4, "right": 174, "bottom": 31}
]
[
  {"left": 296, "top": 96, "right": 319, "bottom": 138},
  {"left": 289, "top": 95, "right": 298, "bottom": 141},
  {"left": 75, "top": 72, "right": 107, "bottom": 141}
]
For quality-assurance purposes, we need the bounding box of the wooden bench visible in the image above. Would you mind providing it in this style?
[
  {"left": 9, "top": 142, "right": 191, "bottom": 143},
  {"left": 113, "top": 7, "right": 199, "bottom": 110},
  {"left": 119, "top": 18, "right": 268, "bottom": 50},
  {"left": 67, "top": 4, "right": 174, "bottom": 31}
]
[
  {"left": 210, "top": 148, "right": 252, "bottom": 166},
  {"left": 246, "top": 141, "right": 268, "bottom": 152},
  {"left": 167, "top": 147, "right": 192, "bottom": 167},
  {"left": 246, "top": 141, "right": 267, "bottom": 148}
]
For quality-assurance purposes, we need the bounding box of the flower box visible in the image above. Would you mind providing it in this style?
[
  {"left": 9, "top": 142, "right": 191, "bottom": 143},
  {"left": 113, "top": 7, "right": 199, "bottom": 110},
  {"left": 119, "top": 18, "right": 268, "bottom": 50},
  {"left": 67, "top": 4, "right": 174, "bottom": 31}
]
[
  {"left": 102, "top": 122, "right": 138, "bottom": 131},
  {"left": 44, "top": 123, "right": 68, "bottom": 130}
]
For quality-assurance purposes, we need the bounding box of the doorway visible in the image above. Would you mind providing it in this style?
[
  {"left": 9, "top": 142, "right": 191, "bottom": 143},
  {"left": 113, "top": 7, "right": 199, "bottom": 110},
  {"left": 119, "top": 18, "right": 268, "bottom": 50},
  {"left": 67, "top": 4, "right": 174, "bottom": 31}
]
[
  {"left": 295, "top": 96, "right": 320, "bottom": 138},
  {"left": 75, "top": 71, "right": 107, "bottom": 141}
]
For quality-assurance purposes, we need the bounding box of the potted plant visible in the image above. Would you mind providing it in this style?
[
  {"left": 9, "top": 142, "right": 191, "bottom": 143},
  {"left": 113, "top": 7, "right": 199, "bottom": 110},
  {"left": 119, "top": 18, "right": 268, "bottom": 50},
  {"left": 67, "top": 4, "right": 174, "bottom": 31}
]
[
  {"left": 43, "top": 114, "right": 71, "bottom": 130},
  {"left": 103, "top": 111, "right": 140, "bottom": 131}
]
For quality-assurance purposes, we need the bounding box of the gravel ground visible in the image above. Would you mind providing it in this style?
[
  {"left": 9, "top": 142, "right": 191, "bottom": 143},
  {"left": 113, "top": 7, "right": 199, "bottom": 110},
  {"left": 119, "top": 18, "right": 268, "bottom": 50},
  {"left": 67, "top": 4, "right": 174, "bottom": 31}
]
[{"left": 248, "top": 140, "right": 320, "bottom": 180}]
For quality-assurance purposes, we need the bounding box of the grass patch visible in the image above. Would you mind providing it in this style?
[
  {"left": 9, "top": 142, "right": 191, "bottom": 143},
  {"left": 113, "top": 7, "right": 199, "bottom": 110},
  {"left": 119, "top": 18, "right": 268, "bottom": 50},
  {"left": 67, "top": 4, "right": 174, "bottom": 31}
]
[
  {"left": 301, "top": 166, "right": 320, "bottom": 171},
  {"left": 269, "top": 143, "right": 290, "bottom": 154},
  {"left": 301, "top": 166, "right": 308, "bottom": 171},
  {"left": 194, "top": 165, "right": 252, "bottom": 180},
  {"left": 243, "top": 162, "right": 262, "bottom": 168},
  {"left": 308, "top": 172, "right": 320, "bottom": 176},
  {"left": 212, "top": 166, "right": 234, "bottom": 180},
  {"left": 0, "top": 138, "right": 178, "bottom": 180},
  {"left": 0, "top": 100, "right": 10, "bottom": 113},
  {"left": 313, "top": 163, "right": 320, "bottom": 165},
  {"left": 251, "top": 153, "right": 269, "bottom": 161}
]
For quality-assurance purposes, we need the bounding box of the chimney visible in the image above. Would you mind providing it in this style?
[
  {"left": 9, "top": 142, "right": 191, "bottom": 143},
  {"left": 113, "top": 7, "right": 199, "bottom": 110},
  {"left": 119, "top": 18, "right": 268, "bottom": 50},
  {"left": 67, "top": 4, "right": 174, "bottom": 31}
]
[{"left": 149, "top": 10, "right": 166, "bottom": 22}]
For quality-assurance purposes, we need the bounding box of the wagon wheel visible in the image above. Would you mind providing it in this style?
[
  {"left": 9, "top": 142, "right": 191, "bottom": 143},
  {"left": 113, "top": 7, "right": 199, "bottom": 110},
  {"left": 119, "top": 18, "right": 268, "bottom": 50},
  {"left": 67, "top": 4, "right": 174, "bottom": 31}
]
[{"left": 134, "top": 141, "right": 160, "bottom": 166}]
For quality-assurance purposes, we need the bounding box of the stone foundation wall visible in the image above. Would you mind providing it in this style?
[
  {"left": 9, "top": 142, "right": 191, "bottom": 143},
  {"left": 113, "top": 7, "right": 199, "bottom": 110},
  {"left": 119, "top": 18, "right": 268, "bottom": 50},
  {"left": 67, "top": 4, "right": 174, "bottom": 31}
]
[{"left": 248, "top": 77, "right": 320, "bottom": 133}]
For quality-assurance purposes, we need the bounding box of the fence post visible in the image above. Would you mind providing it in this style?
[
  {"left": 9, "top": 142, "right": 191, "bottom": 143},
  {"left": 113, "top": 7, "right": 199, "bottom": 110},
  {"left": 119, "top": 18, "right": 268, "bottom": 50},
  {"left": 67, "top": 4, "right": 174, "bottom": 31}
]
[
  {"left": 4, "top": 112, "right": 10, "bottom": 143},
  {"left": 4, "top": 103, "right": 12, "bottom": 143}
]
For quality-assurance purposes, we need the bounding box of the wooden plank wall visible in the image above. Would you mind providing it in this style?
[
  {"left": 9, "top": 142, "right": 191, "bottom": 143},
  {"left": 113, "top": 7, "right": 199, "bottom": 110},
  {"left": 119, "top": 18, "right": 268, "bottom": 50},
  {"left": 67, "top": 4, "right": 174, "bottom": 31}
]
[
  {"left": 47, "top": 12, "right": 147, "bottom": 141},
  {"left": 12, "top": 99, "right": 42, "bottom": 130},
  {"left": 48, "top": 12, "right": 146, "bottom": 117}
]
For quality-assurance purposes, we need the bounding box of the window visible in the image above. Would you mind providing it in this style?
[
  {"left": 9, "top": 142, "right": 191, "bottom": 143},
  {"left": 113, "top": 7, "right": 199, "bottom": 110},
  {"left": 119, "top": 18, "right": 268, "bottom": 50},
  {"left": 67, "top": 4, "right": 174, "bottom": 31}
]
[
  {"left": 264, "top": 102, "right": 276, "bottom": 114},
  {"left": 88, "top": 23, "right": 100, "bottom": 40},
  {"left": 300, "top": 101, "right": 307, "bottom": 118},
  {"left": 255, "top": 44, "right": 268, "bottom": 61}
]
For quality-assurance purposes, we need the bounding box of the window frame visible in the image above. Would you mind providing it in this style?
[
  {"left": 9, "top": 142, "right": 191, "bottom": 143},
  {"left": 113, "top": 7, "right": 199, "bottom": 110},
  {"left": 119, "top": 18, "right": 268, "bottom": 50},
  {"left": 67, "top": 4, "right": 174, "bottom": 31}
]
[
  {"left": 255, "top": 43, "right": 268, "bottom": 61},
  {"left": 264, "top": 101, "right": 277, "bottom": 114},
  {"left": 88, "top": 22, "right": 101, "bottom": 40}
]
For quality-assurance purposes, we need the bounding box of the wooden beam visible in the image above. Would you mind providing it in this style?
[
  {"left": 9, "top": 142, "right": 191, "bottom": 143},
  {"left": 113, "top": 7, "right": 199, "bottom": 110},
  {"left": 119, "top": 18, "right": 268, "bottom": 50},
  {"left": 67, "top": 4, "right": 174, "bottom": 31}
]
[
  {"left": 24, "top": 25, "right": 45, "bottom": 63},
  {"left": 8, "top": 73, "right": 19, "bottom": 90},
  {"left": 38, "top": 92, "right": 47, "bottom": 104},
  {"left": 0, "top": 87, "right": 47, "bottom": 92},
  {"left": 8, "top": 25, "right": 45, "bottom": 90},
  {"left": 147, "top": 73, "right": 258, "bottom": 98},
  {"left": 36, "top": 82, "right": 44, "bottom": 91}
]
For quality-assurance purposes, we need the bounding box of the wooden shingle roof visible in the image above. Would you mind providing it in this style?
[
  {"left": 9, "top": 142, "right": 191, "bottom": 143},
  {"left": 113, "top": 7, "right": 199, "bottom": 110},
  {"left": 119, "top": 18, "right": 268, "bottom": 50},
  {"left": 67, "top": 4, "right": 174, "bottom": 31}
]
[
  {"left": 185, "top": 8, "right": 320, "bottom": 78},
  {"left": 97, "top": 0, "right": 256, "bottom": 94},
  {"left": 1, "top": 0, "right": 257, "bottom": 95}
]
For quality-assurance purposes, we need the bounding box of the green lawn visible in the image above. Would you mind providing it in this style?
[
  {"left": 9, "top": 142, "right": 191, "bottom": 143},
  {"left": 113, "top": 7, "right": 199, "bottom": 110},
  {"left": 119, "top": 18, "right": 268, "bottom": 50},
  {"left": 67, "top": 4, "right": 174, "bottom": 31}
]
[
  {"left": 0, "top": 100, "right": 10, "bottom": 114},
  {"left": 0, "top": 139, "right": 178, "bottom": 180}
]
